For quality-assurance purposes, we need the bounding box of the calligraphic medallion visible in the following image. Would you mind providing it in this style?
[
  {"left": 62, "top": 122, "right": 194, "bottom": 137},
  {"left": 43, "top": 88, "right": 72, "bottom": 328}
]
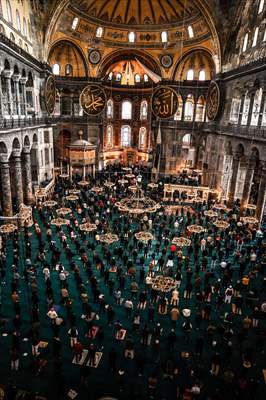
[
  {"left": 152, "top": 86, "right": 178, "bottom": 119},
  {"left": 80, "top": 84, "right": 106, "bottom": 116},
  {"left": 206, "top": 80, "right": 220, "bottom": 121},
  {"left": 44, "top": 75, "right": 56, "bottom": 115}
]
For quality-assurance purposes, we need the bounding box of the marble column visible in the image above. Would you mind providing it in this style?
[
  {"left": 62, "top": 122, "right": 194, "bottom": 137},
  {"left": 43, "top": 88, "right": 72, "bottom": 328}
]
[
  {"left": 12, "top": 74, "right": 21, "bottom": 116},
  {"left": 256, "top": 168, "right": 266, "bottom": 222},
  {"left": 240, "top": 160, "right": 255, "bottom": 214},
  {"left": 0, "top": 156, "right": 13, "bottom": 216},
  {"left": 3, "top": 70, "right": 13, "bottom": 116},
  {"left": 0, "top": 69, "right": 4, "bottom": 118},
  {"left": 22, "top": 147, "right": 33, "bottom": 204},
  {"left": 247, "top": 92, "right": 255, "bottom": 126},
  {"left": 258, "top": 89, "right": 266, "bottom": 127},
  {"left": 227, "top": 155, "right": 240, "bottom": 207},
  {"left": 11, "top": 150, "right": 24, "bottom": 207},
  {"left": 20, "top": 77, "right": 27, "bottom": 116}
]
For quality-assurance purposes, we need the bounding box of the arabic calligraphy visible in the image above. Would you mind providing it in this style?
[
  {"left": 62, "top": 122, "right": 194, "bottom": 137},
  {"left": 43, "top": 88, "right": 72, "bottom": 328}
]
[
  {"left": 152, "top": 87, "right": 178, "bottom": 119},
  {"left": 44, "top": 75, "right": 56, "bottom": 115},
  {"left": 206, "top": 81, "right": 220, "bottom": 121},
  {"left": 80, "top": 85, "right": 106, "bottom": 116}
]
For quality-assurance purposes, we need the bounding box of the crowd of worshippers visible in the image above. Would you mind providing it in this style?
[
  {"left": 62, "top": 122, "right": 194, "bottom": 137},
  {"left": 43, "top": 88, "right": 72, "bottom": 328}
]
[{"left": 0, "top": 167, "right": 265, "bottom": 400}]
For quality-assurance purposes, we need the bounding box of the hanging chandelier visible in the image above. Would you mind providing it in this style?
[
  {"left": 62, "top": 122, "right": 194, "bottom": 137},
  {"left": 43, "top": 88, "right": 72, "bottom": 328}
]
[{"left": 116, "top": 178, "right": 160, "bottom": 214}]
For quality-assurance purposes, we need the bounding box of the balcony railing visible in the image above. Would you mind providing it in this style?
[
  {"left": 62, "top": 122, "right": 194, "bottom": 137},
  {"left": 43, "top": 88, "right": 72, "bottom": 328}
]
[
  {"left": 204, "top": 122, "right": 266, "bottom": 140},
  {"left": 0, "top": 33, "right": 42, "bottom": 69},
  {"left": 0, "top": 117, "right": 52, "bottom": 130}
]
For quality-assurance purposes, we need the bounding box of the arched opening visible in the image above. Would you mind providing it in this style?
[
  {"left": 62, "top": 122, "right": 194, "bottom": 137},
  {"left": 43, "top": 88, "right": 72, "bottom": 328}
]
[
  {"left": 184, "top": 94, "right": 195, "bottom": 121},
  {"left": 121, "top": 125, "right": 131, "bottom": 147},
  {"left": 174, "top": 95, "right": 184, "bottom": 121},
  {"left": 139, "top": 127, "right": 146, "bottom": 148},
  {"left": 107, "top": 99, "right": 114, "bottom": 119},
  {"left": 140, "top": 100, "right": 148, "bottom": 120},
  {"left": 195, "top": 96, "right": 206, "bottom": 122},
  {"left": 122, "top": 100, "right": 132, "bottom": 120}
]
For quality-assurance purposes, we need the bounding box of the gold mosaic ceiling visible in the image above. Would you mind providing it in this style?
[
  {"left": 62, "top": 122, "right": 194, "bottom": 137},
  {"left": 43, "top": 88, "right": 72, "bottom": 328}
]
[{"left": 71, "top": 0, "right": 199, "bottom": 27}]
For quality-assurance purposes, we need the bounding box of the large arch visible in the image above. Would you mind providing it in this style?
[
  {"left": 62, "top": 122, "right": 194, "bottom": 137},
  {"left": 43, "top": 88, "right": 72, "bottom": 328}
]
[
  {"left": 98, "top": 49, "right": 161, "bottom": 79},
  {"left": 48, "top": 39, "right": 89, "bottom": 77}
]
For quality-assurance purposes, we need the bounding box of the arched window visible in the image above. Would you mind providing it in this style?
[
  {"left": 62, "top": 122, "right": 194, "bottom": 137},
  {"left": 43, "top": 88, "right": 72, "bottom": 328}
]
[
  {"left": 96, "top": 26, "right": 103, "bottom": 38},
  {"left": 71, "top": 17, "right": 79, "bottom": 30},
  {"left": 24, "top": 43, "right": 28, "bottom": 52},
  {"left": 174, "top": 95, "right": 183, "bottom": 121},
  {"left": 23, "top": 17, "right": 27, "bottom": 36},
  {"left": 18, "top": 38, "right": 22, "bottom": 47},
  {"left": 199, "top": 70, "right": 206, "bottom": 81},
  {"left": 65, "top": 64, "right": 73, "bottom": 76},
  {"left": 122, "top": 100, "right": 132, "bottom": 119},
  {"left": 116, "top": 73, "right": 122, "bottom": 82},
  {"left": 243, "top": 33, "right": 248, "bottom": 52},
  {"left": 161, "top": 31, "right": 167, "bottom": 43},
  {"left": 186, "top": 69, "right": 194, "bottom": 81},
  {"left": 52, "top": 63, "right": 60, "bottom": 75},
  {"left": 241, "top": 92, "right": 250, "bottom": 125},
  {"left": 264, "top": 28, "right": 266, "bottom": 42},
  {"left": 106, "top": 125, "right": 113, "bottom": 148},
  {"left": 182, "top": 133, "right": 191, "bottom": 146},
  {"left": 10, "top": 32, "right": 15, "bottom": 43},
  {"left": 139, "top": 127, "right": 146, "bottom": 148},
  {"left": 16, "top": 10, "right": 21, "bottom": 31},
  {"left": 195, "top": 96, "right": 206, "bottom": 122},
  {"left": 6, "top": 0, "right": 12, "bottom": 24},
  {"left": 135, "top": 74, "right": 141, "bottom": 83},
  {"left": 184, "top": 94, "right": 195, "bottom": 121},
  {"left": 121, "top": 125, "right": 131, "bottom": 147},
  {"left": 188, "top": 25, "right": 194, "bottom": 38},
  {"left": 107, "top": 99, "right": 113, "bottom": 119},
  {"left": 261, "top": 100, "right": 266, "bottom": 126},
  {"left": 107, "top": 72, "right": 113, "bottom": 80},
  {"left": 252, "top": 27, "right": 259, "bottom": 47},
  {"left": 143, "top": 74, "right": 149, "bottom": 82},
  {"left": 258, "top": 0, "right": 264, "bottom": 13},
  {"left": 251, "top": 88, "right": 263, "bottom": 126},
  {"left": 140, "top": 100, "right": 148, "bottom": 120},
  {"left": 229, "top": 97, "right": 241, "bottom": 123},
  {"left": 128, "top": 31, "right": 135, "bottom": 43}
]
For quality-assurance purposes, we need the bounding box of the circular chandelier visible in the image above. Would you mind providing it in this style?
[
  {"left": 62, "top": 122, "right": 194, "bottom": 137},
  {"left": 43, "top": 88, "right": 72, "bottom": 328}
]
[
  {"left": 0, "top": 224, "right": 17, "bottom": 234},
  {"left": 118, "top": 179, "right": 129, "bottom": 185},
  {"left": 69, "top": 189, "right": 80, "bottom": 195},
  {"left": 204, "top": 210, "right": 218, "bottom": 218},
  {"left": 78, "top": 180, "right": 89, "bottom": 186},
  {"left": 246, "top": 204, "right": 256, "bottom": 210},
  {"left": 151, "top": 276, "right": 178, "bottom": 292},
  {"left": 213, "top": 220, "right": 230, "bottom": 229},
  {"left": 187, "top": 224, "right": 205, "bottom": 233},
  {"left": 135, "top": 231, "right": 154, "bottom": 242},
  {"left": 51, "top": 218, "right": 69, "bottom": 226},
  {"left": 99, "top": 233, "right": 119, "bottom": 244},
  {"left": 104, "top": 182, "right": 115, "bottom": 189},
  {"left": 241, "top": 216, "right": 259, "bottom": 225},
  {"left": 66, "top": 195, "right": 79, "bottom": 201},
  {"left": 57, "top": 207, "right": 72, "bottom": 216},
  {"left": 116, "top": 175, "right": 160, "bottom": 214},
  {"left": 80, "top": 222, "right": 97, "bottom": 232},
  {"left": 172, "top": 237, "right": 191, "bottom": 247},
  {"left": 43, "top": 200, "right": 57, "bottom": 207},
  {"left": 116, "top": 190, "right": 160, "bottom": 214}
]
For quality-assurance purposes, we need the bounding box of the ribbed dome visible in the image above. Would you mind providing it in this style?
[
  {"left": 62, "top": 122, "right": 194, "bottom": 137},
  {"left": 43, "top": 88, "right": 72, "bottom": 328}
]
[{"left": 71, "top": 0, "right": 199, "bottom": 27}]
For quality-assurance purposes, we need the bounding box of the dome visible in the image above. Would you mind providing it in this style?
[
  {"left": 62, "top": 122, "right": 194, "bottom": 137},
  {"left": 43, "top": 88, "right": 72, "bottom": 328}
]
[{"left": 71, "top": 0, "right": 199, "bottom": 27}]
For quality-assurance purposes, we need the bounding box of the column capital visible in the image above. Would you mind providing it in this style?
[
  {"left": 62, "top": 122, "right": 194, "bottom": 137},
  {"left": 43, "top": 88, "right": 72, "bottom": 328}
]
[
  {"left": 0, "top": 154, "right": 9, "bottom": 164},
  {"left": 12, "top": 74, "right": 21, "bottom": 82},
  {"left": 3, "top": 70, "right": 12, "bottom": 79},
  {"left": 22, "top": 146, "right": 31, "bottom": 155},
  {"left": 12, "top": 149, "right": 21, "bottom": 159},
  {"left": 20, "top": 77, "right": 27, "bottom": 85}
]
